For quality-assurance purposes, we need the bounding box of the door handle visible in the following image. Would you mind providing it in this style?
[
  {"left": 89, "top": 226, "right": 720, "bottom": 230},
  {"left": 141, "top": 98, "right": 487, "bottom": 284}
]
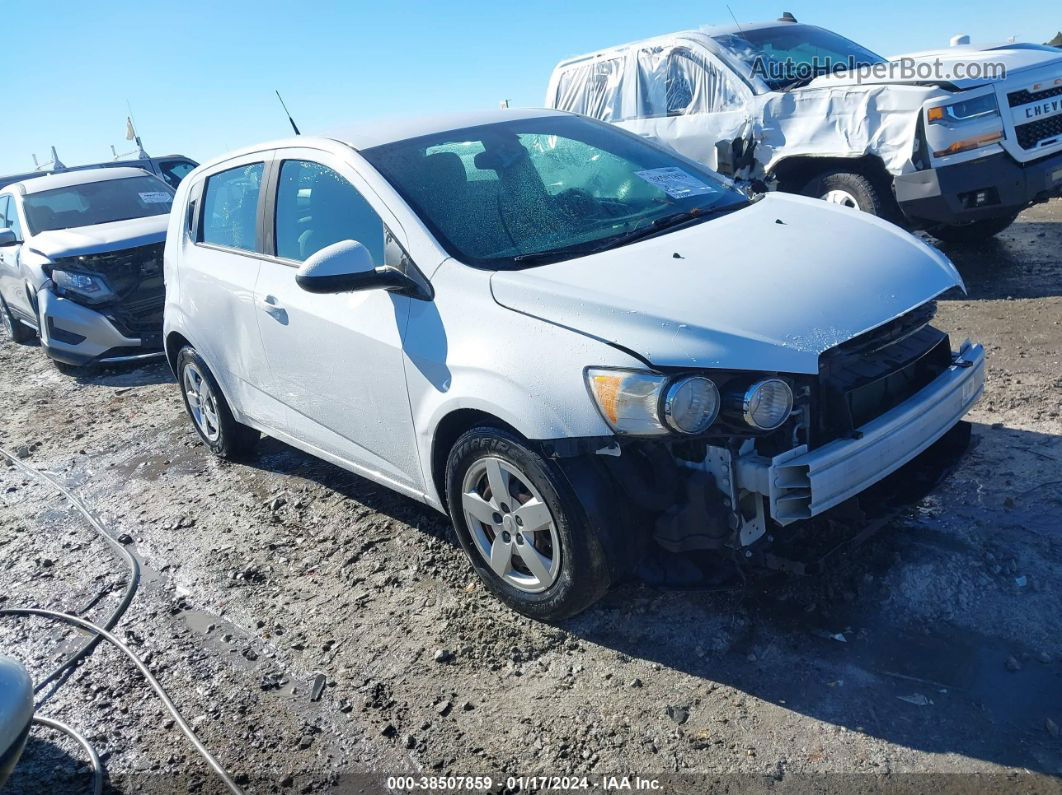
[{"left": 256, "top": 295, "right": 288, "bottom": 323}]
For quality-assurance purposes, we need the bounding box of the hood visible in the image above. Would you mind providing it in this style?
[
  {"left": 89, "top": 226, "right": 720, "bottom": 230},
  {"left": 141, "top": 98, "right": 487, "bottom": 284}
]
[
  {"left": 27, "top": 215, "right": 168, "bottom": 260},
  {"left": 808, "top": 45, "right": 1062, "bottom": 91},
  {"left": 490, "top": 194, "right": 963, "bottom": 375}
]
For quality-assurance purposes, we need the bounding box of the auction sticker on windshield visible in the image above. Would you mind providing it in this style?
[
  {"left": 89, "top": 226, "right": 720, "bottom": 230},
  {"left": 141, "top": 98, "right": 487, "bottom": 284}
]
[
  {"left": 634, "top": 167, "right": 718, "bottom": 199},
  {"left": 138, "top": 192, "right": 173, "bottom": 204}
]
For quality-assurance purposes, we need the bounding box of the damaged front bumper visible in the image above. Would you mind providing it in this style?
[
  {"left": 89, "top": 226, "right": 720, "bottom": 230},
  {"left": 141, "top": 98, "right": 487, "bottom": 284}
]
[
  {"left": 736, "top": 340, "right": 984, "bottom": 526},
  {"left": 895, "top": 149, "right": 1062, "bottom": 225},
  {"left": 38, "top": 288, "right": 164, "bottom": 367}
]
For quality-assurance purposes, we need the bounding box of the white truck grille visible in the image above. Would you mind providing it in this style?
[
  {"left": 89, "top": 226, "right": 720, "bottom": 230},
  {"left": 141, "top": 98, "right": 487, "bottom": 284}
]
[{"left": 1003, "top": 71, "right": 1062, "bottom": 158}]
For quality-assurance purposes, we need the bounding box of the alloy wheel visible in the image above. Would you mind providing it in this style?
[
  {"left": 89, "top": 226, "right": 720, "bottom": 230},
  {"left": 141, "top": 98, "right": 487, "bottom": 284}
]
[
  {"left": 821, "top": 189, "right": 860, "bottom": 209},
  {"left": 182, "top": 363, "right": 222, "bottom": 442},
  {"left": 461, "top": 456, "right": 561, "bottom": 593}
]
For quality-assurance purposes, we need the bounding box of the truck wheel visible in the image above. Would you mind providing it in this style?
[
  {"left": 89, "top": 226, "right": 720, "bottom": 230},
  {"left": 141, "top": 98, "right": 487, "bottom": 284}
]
[
  {"left": 445, "top": 426, "right": 612, "bottom": 621},
  {"left": 803, "top": 170, "right": 894, "bottom": 218},
  {"left": 176, "top": 346, "right": 259, "bottom": 459},
  {"left": 1, "top": 298, "right": 35, "bottom": 344},
  {"left": 926, "top": 213, "right": 1018, "bottom": 244}
]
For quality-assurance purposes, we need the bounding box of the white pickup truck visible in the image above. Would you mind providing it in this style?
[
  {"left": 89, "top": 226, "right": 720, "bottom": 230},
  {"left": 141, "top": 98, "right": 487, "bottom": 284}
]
[{"left": 546, "top": 16, "right": 1062, "bottom": 242}]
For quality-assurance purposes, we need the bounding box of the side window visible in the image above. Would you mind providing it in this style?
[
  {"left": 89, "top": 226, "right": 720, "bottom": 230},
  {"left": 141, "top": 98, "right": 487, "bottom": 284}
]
[
  {"left": 636, "top": 46, "right": 742, "bottom": 117},
  {"left": 274, "top": 160, "right": 384, "bottom": 264},
  {"left": 199, "top": 163, "right": 263, "bottom": 252},
  {"left": 158, "top": 160, "right": 197, "bottom": 189},
  {"left": 552, "top": 57, "right": 625, "bottom": 122},
  {"left": 0, "top": 196, "right": 23, "bottom": 240}
]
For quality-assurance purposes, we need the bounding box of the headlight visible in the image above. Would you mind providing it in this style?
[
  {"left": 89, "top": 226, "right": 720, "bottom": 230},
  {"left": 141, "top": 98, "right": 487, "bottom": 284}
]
[
  {"left": 927, "top": 94, "right": 999, "bottom": 124},
  {"left": 736, "top": 379, "right": 793, "bottom": 431},
  {"left": 50, "top": 269, "right": 116, "bottom": 304},
  {"left": 663, "top": 376, "right": 720, "bottom": 434},
  {"left": 586, "top": 368, "right": 669, "bottom": 435}
]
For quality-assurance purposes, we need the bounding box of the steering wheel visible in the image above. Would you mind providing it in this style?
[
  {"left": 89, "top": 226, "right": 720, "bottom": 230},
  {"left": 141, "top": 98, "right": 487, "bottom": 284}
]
[{"left": 555, "top": 189, "right": 650, "bottom": 227}]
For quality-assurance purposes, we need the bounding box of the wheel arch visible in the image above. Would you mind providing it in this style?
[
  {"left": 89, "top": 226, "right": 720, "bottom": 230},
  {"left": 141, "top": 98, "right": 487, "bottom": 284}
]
[
  {"left": 164, "top": 330, "right": 192, "bottom": 377},
  {"left": 769, "top": 153, "right": 893, "bottom": 193},
  {"left": 430, "top": 408, "right": 523, "bottom": 512}
]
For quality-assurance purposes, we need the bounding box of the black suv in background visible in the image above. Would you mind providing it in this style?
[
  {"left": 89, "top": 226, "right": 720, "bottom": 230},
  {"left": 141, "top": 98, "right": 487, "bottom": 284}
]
[{"left": 0, "top": 154, "right": 198, "bottom": 192}]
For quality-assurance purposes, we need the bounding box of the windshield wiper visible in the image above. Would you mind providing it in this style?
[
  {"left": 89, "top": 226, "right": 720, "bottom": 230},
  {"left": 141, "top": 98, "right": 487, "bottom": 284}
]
[
  {"left": 510, "top": 240, "right": 607, "bottom": 265},
  {"left": 588, "top": 202, "right": 750, "bottom": 254},
  {"left": 508, "top": 201, "right": 751, "bottom": 266}
]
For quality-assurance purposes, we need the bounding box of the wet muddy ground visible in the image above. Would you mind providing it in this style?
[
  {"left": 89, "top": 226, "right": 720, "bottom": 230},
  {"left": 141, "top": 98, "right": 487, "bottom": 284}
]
[{"left": 1, "top": 201, "right": 1061, "bottom": 793}]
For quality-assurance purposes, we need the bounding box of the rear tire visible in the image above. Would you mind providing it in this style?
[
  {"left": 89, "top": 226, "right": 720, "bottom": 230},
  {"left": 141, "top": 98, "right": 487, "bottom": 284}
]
[
  {"left": 445, "top": 426, "right": 612, "bottom": 621},
  {"left": 1, "top": 298, "right": 35, "bottom": 344},
  {"left": 926, "top": 213, "right": 1018, "bottom": 244},
  {"left": 176, "top": 346, "right": 259, "bottom": 459}
]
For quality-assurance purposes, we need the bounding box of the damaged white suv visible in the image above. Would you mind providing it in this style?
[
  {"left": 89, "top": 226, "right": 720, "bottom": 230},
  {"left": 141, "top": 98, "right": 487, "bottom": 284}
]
[
  {"left": 546, "top": 16, "right": 1062, "bottom": 242},
  {"left": 164, "top": 109, "right": 983, "bottom": 619},
  {"left": 0, "top": 167, "right": 172, "bottom": 367}
]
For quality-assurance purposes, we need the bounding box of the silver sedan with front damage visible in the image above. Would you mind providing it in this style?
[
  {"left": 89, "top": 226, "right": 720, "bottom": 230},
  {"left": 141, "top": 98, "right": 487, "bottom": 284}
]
[{"left": 164, "top": 109, "right": 984, "bottom": 620}]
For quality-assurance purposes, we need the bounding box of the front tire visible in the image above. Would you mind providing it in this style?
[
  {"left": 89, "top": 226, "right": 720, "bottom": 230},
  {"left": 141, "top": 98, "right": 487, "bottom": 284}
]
[
  {"left": 802, "top": 169, "right": 899, "bottom": 221},
  {"left": 926, "top": 213, "right": 1018, "bottom": 244},
  {"left": 445, "top": 426, "right": 612, "bottom": 621},
  {"left": 1, "top": 298, "right": 35, "bottom": 344},
  {"left": 176, "top": 346, "right": 259, "bottom": 459}
]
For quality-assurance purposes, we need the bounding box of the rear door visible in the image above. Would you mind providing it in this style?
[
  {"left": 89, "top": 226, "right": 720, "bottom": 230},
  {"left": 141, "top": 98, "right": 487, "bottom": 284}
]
[
  {"left": 182, "top": 153, "right": 285, "bottom": 431},
  {"left": 252, "top": 149, "right": 423, "bottom": 493}
]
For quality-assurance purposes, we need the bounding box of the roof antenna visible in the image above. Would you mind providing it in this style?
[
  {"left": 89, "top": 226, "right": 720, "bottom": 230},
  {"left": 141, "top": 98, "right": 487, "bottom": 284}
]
[
  {"left": 778, "top": 11, "right": 798, "bottom": 23},
  {"left": 275, "top": 90, "right": 301, "bottom": 135},
  {"left": 125, "top": 101, "right": 150, "bottom": 159},
  {"left": 46, "top": 146, "right": 66, "bottom": 172},
  {"left": 726, "top": 5, "right": 744, "bottom": 33}
]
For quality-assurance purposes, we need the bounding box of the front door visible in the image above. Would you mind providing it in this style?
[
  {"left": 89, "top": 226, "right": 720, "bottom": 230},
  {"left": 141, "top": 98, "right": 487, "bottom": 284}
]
[
  {"left": 253, "top": 153, "right": 422, "bottom": 494},
  {"left": 620, "top": 45, "right": 753, "bottom": 172},
  {"left": 0, "top": 195, "right": 31, "bottom": 323}
]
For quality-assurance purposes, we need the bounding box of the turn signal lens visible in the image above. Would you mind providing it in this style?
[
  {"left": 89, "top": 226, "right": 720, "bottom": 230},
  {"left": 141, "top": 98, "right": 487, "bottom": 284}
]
[
  {"left": 585, "top": 368, "right": 668, "bottom": 435},
  {"left": 933, "top": 130, "right": 1004, "bottom": 157}
]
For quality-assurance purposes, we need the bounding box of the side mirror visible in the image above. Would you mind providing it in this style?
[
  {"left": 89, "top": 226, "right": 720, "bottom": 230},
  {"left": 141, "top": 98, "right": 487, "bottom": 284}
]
[
  {"left": 295, "top": 239, "right": 424, "bottom": 297},
  {"left": 0, "top": 228, "right": 17, "bottom": 247}
]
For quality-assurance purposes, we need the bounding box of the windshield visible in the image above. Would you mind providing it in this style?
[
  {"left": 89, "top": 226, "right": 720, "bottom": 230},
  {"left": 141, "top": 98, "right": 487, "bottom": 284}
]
[
  {"left": 360, "top": 114, "right": 749, "bottom": 268},
  {"left": 23, "top": 175, "right": 174, "bottom": 234},
  {"left": 713, "top": 25, "right": 886, "bottom": 90}
]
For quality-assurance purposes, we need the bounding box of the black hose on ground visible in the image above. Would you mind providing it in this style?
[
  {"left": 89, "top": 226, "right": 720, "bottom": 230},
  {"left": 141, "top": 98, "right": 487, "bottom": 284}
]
[
  {"left": 0, "top": 449, "right": 242, "bottom": 794},
  {"left": 32, "top": 715, "right": 104, "bottom": 795},
  {"left": 0, "top": 446, "right": 141, "bottom": 697},
  {"left": 1, "top": 608, "right": 244, "bottom": 795}
]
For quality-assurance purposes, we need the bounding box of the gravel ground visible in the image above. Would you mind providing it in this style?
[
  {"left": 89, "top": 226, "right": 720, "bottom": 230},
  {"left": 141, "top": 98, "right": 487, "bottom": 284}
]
[{"left": 1, "top": 201, "right": 1061, "bottom": 794}]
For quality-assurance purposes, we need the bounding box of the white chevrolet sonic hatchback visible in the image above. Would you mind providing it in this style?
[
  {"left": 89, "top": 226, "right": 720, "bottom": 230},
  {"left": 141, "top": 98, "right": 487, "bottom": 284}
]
[{"left": 164, "top": 109, "right": 983, "bottom": 619}]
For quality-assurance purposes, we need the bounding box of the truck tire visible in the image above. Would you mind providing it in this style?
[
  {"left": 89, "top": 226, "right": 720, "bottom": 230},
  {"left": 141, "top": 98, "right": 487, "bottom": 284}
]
[
  {"left": 1, "top": 298, "right": 35, "bottom": 344},
  {"left": 926, "top": 213, "right": 1019, "bottom": 244},
  {"left": 176, "top": 346, "right": 259, "bottom": 459},
  {"left": 445, "top": 426, "right": 613, "bottom": 621},
  {"left": 803, "top": 169, "right": 897, "bottom": 220}
]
